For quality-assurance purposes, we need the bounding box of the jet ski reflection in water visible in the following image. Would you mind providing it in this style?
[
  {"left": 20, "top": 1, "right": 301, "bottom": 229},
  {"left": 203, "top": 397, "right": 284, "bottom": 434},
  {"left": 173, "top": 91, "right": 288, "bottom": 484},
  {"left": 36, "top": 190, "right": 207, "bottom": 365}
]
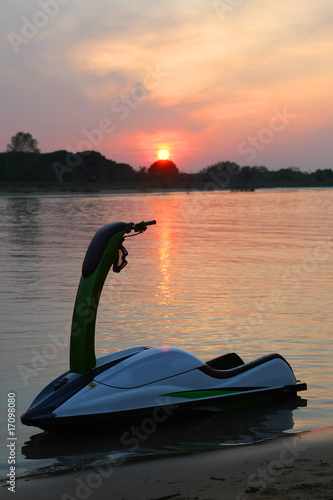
[
  {"left": 21, "top": 220, "right": 307, "bottom": 433},
  {"left": 22, "top": 397, "right": 307, "bottom": 471}
]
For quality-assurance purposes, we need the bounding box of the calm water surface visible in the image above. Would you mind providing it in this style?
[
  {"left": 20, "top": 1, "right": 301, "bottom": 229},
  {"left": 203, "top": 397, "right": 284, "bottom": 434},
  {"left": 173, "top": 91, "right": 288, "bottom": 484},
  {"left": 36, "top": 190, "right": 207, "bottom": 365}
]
[{"left": 0, "top": 189, "right": 332, "bottom": 478}]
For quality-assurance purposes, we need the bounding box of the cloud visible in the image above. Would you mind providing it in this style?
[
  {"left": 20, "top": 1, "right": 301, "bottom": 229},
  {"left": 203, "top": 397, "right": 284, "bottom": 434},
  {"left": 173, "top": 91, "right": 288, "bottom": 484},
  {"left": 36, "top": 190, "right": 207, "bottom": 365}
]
[{"left": 1, "top": 0, "right": 333, "bottom": 172}]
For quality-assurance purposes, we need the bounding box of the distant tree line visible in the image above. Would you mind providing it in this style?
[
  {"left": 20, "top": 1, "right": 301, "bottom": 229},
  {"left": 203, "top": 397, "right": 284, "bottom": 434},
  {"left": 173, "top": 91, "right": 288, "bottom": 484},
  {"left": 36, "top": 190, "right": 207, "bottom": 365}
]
[
  {"left": 0, "top": 150, "right": 137, "bottom": 188},
  {"left": 199, "top": 162, "right": 333, "bottom": 189},
  {"left": 1, "top": 132, "right": 333, "bottom": 191}
]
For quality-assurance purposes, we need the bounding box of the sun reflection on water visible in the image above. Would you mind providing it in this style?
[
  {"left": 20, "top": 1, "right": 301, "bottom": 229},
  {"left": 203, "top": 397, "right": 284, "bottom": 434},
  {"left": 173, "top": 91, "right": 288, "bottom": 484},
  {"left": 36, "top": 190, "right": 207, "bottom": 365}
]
[{"left": 157, "top": 227, "right": 173, "bottom": 305}]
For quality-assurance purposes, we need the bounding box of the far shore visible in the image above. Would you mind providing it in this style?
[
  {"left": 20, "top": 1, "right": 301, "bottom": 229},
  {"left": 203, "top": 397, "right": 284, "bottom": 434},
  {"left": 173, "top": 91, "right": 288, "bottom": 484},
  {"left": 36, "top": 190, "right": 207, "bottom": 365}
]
[
  {"left": 0, "top": 185, "right": 164, "bottom": 196},
  {"left": 4, "top": 426, "right": 333, "bottom": 500},
  {"left": 1, "top": 185, "right": 332, "bottom": 198},
  {"left": 0, "top": 186, "right": 196, "bottom": 197}
]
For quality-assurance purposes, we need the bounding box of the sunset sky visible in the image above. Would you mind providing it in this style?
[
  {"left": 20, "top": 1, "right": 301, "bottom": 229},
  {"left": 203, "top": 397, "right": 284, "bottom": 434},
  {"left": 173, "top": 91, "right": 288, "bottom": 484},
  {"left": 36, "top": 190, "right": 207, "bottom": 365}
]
[{"left": 2, "top": 0, "right": 333, "bottom": 172}]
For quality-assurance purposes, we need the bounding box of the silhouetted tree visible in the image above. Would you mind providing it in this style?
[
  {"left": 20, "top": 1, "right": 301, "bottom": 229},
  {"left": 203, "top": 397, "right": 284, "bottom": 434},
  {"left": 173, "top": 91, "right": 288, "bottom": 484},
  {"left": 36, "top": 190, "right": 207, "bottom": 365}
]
[
  {"left": 199, "top": 161, "right": 240, "bottom": 188},
  {"left": 148, "top": 160, "right": 179, "bottom": 178},
  {"left": 136, "top": 166, "right": 148, "bottom": 183},
  {"left": 7, "top": 132, "right": 40, "bottom": 154},
  {"left": 147, "top": 160, "right": 179, "bottom": 187},
  {"left": 5, "top": 152, "right": 46, "bottom": 182}
]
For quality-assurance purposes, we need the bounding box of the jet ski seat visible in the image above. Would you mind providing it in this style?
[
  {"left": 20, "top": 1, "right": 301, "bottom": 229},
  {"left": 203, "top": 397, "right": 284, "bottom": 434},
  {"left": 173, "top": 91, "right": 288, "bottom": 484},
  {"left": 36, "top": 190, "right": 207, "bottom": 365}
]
[
  {"left": 206, "top": 352, "right": 245, "bottom": 370},
  {"left": 201, "top": 352, "right": 291, "bottom": 379}
]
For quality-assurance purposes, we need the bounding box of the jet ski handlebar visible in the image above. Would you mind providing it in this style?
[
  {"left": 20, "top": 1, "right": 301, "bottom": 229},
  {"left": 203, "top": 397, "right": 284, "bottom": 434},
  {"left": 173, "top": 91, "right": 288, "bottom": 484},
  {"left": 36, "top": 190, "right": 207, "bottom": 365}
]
[{"left": 126, "top": 220, "right": 156, "bottom": 234}]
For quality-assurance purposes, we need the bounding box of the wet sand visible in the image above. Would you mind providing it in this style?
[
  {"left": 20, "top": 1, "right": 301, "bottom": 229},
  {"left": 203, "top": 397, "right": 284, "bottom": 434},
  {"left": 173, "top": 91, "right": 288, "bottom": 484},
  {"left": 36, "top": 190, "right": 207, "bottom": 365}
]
[{"left": 5, "top": 427, "right": 333, "bottom": 500}]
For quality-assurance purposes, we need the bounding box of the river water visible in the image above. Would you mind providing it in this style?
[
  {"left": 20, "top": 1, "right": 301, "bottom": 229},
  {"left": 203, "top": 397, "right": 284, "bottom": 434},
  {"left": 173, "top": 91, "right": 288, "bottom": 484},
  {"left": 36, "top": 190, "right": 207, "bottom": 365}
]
[{"left": 0, "top": 189, "right": 332, "bottom": 478}]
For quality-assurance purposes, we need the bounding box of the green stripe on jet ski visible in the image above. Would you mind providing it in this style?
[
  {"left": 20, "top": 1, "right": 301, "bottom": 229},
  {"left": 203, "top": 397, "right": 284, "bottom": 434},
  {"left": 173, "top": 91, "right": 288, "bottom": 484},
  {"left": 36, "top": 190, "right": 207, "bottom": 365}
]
[{"left": 163, "top": 388, "right": 258, "bottom": 399}]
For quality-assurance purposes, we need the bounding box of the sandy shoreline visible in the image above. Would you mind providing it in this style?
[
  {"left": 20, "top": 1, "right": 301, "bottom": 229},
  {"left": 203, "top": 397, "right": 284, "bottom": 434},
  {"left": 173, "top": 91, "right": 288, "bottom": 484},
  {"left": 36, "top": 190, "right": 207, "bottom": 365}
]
[{"left": 3, "top": 427, "right": 332, "bottom": 500}]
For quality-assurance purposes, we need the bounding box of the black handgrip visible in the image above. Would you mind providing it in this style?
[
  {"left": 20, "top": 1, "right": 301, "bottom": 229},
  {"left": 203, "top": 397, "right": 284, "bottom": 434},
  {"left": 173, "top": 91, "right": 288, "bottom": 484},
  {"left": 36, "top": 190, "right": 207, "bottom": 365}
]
[{"left": 129, "top": 220, "right": 156, "bottom": 233}]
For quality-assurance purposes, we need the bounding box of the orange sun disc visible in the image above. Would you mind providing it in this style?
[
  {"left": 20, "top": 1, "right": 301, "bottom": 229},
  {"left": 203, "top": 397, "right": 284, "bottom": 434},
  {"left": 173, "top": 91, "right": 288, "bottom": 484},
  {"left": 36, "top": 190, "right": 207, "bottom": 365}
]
[{"left": 158, "top": 149, "right": 169, "bottom": 160}]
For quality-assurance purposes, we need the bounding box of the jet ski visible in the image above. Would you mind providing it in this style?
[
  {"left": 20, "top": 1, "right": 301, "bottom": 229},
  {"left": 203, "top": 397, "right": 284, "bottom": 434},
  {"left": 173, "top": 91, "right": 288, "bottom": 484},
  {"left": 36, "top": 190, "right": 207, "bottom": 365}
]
[{"left": 21, "top": 220, "right": 307, "bottom": 432}]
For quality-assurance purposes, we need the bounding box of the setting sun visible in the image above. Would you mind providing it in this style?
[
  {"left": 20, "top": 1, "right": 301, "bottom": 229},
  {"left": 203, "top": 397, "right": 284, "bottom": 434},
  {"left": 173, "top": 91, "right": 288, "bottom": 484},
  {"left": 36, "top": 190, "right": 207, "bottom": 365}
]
[{"left": 157, "top": 149, "right": 169, "bottom": 160}]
